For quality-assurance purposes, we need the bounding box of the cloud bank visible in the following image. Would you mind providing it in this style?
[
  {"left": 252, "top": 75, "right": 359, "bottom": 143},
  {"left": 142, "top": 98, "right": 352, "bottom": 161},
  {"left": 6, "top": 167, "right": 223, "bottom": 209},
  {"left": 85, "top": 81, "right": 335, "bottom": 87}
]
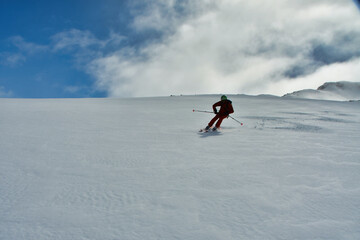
[
  {"left": 88, "top": 0, "right": 360, "bottom": 97},
  {"left": 3, "top": 0, "right": 359, "bottom": 98}
]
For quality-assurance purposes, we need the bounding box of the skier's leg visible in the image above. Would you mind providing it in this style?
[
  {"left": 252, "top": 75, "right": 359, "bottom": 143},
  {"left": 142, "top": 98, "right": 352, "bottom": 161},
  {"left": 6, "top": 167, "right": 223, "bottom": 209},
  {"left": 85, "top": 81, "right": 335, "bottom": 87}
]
[
  {"left": 215, "top": 116, "right": 226, "bottom": 128},
  {"left": 208, "top": 115, "right": 220, "bottom": 127}
]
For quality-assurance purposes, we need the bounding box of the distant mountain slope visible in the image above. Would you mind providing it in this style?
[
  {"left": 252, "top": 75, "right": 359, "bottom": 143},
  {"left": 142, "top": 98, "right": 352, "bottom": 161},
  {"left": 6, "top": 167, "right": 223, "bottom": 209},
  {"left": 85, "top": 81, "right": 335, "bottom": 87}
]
[{"left": 283, "top": 81, "right": 360, "bottom": 101}]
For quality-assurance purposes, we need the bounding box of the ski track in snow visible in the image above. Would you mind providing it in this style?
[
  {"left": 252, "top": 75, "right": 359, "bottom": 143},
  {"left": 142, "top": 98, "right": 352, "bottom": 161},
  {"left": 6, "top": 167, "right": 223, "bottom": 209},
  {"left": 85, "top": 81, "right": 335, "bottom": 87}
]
[{"left": 0, "top": 96, "right": 360, "bottom": 240}]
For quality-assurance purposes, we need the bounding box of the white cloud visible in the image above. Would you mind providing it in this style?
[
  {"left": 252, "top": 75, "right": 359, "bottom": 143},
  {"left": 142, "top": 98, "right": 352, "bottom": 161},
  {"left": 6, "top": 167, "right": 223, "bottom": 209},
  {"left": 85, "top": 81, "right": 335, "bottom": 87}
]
[
  {"left": 64, "top": 85, "right": 86, "bottom": 94},
  {"left": 1, "top": 37, "right": 48, "bottom": 67},
  {"left": 52, "top": 29, "right": 124, "bottom": 51},
  {"left": 131, "top": 1, "right": 177, "bottom": 32},
  {"left": 9, "top": 36, "right": 48, "bottom": 54},
  {"left": 129, "top": 0, "right": 215, "bottom": 33},
  {"left": 52, "top": 29, "right": 97, "bottom": 51},
  {"left": 87, "top": 0, "right": 360, "bottom": 97},
  {"left": 0, "top": 86, "right": 13, "bottom": 97},
  {"left": 0, "top": 52, "right": 26, "bottom": 67}
]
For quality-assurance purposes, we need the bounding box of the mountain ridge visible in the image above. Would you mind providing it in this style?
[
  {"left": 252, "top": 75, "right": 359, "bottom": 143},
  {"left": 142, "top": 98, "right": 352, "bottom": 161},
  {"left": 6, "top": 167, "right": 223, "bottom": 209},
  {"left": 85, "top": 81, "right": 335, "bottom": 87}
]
[{"left": 283, "top": 81, "right": 360, "bottom": 101}]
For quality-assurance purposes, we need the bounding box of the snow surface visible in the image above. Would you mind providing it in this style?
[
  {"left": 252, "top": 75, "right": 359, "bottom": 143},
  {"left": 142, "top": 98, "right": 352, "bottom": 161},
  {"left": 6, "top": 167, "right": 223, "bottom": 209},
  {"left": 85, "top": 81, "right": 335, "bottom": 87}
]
[
  {"left": 283, "top": 81, "right": 360, "bottom": 101},
  {"left": 1, "top": 95, "right": 360, "bottom": 240}
]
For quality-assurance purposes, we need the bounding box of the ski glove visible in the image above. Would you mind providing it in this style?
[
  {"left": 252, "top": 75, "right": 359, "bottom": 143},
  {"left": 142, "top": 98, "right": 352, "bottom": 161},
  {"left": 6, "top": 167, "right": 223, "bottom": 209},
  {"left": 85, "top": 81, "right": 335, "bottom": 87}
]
[{"left": 214, "top": 109, "right": 218, "bottom": 114}]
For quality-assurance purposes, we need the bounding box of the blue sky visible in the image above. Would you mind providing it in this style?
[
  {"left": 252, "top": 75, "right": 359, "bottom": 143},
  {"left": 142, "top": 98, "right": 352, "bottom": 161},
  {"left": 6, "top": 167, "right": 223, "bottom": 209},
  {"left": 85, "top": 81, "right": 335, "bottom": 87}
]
[
  {"left": 1, "top": 0, "right": 360, "bottom": 98},
  {"left": 355, "top": 0, "right": 360, "bottom": 9},
  {"left": 0, "top": 0, "right": 134, "bottom": 97}
]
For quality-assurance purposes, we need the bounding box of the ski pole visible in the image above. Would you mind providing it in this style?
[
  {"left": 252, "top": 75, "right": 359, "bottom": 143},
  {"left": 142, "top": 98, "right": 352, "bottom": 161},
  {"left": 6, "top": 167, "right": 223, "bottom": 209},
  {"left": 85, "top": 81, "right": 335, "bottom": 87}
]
[
  {"left": 229, "top": 115, "right": 244, "bottom": 126},
  {"left": 192, "top": 109, "right": 213, "bottom": 113}
]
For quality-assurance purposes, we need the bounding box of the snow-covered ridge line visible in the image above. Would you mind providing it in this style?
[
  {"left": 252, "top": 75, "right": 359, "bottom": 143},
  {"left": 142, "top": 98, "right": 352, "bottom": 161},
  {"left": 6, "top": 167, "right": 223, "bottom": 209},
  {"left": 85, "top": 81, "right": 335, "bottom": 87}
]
[{"left": 283, "top": 81, "right": 360, "bottom": 101}]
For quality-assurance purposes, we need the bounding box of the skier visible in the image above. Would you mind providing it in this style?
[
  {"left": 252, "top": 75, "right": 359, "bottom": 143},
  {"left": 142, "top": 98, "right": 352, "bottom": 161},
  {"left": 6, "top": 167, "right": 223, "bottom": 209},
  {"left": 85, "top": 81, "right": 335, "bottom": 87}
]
[{"left": 204, "top": 95, "right": 234, "bottom": 131}]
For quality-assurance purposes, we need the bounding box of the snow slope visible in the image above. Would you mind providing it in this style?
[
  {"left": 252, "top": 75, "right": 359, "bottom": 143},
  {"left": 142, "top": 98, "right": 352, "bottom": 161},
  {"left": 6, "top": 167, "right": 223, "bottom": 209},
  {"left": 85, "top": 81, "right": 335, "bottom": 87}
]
[
  {"left": 283, "top": 81, "right": 360, "bottom": 101},
  {"left": 1, "top": 95, "right": 360, "bottom": 240}
]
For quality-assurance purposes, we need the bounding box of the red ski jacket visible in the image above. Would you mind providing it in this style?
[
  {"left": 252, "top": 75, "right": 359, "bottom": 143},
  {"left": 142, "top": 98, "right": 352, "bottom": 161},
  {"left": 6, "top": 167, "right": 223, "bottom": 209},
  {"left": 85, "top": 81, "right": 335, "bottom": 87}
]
[{"left": 213, "top": 99, "right": 234, "bottom": 116}]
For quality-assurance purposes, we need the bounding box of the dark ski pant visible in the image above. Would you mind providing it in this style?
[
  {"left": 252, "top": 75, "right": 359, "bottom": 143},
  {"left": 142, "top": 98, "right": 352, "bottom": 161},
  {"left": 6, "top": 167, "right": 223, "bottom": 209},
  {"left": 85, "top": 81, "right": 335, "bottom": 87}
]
[{"left": 208, "top": 114, "right": 227, "bottom": 128}]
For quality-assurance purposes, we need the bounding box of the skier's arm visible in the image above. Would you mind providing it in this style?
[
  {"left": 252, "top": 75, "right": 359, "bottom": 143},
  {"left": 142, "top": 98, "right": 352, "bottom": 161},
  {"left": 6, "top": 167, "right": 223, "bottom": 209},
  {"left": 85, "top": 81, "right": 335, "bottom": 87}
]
[
  {"left": 223, "top": 102, "right": 234, "bottom": 117},
  {"left": 228, "top": 103, "right": 234, "bottom": 114},
  {"left": 212, "top": 101, "right": 221, "bottom": 114}
]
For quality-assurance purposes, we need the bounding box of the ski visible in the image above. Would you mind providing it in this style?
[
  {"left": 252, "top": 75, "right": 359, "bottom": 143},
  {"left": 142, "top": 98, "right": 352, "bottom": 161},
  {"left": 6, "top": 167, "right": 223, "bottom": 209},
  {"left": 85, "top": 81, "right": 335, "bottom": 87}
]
[
  {"left": 199, "top": 128, "right": 209, "bottom": 132},
  {"left": 199, "top": 127, "right": 220, "bottom": 133}
]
